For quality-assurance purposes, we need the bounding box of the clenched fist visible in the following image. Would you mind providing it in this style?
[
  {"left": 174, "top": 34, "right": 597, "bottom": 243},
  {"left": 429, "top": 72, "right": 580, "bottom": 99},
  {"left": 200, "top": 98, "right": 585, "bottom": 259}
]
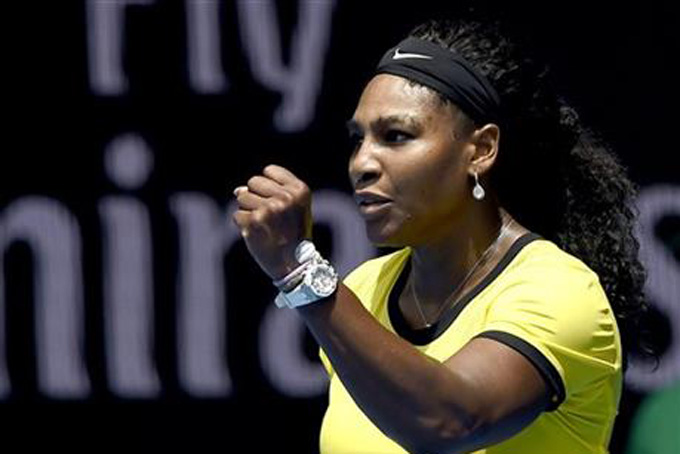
[{"left": 232, "top": 165, "right": 313, "bottom": 281}]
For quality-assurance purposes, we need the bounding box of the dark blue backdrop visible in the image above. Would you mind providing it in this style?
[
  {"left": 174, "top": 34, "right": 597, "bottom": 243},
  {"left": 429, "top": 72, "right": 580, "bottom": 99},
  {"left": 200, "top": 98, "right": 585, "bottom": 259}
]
[{"left": 2, "top": 1, "right": 678, "bottom": 452}]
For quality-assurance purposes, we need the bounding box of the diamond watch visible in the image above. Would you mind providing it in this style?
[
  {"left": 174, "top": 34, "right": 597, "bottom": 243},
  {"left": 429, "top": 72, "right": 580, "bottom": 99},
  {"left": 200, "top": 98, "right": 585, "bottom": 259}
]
[{"left": 274, "top": 241, "right": 339, "bottom": 309}]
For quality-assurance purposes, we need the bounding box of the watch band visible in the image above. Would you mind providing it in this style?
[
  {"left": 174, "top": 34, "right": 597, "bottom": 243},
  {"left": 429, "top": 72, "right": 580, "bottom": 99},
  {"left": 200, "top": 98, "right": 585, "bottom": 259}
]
[
  {"left": 272, "top": 240, "right": 319, "bottom": 294},
  {"left": 274, "top": 241, "right": 338, "bottom": 309}
]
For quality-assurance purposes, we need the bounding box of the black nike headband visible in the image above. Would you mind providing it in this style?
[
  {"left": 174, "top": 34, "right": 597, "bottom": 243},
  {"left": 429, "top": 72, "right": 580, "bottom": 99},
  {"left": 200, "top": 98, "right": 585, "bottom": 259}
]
[{"left": 375, "top": 37, "right": 501, "bottom": 125}]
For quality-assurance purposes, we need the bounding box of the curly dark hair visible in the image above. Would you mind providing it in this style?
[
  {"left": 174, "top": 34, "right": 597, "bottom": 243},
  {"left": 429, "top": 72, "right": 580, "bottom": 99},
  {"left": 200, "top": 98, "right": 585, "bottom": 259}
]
[{"left": 407, "top": 16, "right": 657, "bottom": 370}]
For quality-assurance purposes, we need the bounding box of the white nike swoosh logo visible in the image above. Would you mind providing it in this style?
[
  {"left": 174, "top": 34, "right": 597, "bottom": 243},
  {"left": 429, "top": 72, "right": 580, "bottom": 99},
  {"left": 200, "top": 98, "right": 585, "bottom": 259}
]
[{"left": 392, "top": 48, "right": 433, "bottom": 60}]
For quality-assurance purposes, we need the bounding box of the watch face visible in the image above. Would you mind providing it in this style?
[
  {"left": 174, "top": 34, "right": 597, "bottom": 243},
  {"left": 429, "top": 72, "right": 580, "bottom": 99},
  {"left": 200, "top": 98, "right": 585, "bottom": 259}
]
[{"left": 307, "top": 264, "right": 338, "bottom": 297}]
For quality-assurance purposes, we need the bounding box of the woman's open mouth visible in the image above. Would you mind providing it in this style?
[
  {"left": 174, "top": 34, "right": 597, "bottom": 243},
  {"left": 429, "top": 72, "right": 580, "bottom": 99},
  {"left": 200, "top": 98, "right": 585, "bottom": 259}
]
[{"left": 354, "top": 191, "right": 393, "bottom": 218}]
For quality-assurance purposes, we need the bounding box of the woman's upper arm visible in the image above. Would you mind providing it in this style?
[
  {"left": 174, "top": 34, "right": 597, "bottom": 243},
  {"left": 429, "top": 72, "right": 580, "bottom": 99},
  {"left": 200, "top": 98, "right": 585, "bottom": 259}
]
[{"left": 441, "top": 335, "right": 553, "bottom": 450}]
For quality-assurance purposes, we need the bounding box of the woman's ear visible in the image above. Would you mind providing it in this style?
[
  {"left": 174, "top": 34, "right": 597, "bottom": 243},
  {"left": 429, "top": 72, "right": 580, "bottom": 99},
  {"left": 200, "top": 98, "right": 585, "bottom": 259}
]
[{"left": 469, "top": 123, "right": 500, "bottom": 175}]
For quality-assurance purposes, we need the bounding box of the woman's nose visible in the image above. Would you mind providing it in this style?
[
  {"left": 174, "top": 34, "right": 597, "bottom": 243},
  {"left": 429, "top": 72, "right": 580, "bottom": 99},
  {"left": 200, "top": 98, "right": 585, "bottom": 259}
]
[{"left": 349, "top": 140, "right": 381, "bottom": 189}]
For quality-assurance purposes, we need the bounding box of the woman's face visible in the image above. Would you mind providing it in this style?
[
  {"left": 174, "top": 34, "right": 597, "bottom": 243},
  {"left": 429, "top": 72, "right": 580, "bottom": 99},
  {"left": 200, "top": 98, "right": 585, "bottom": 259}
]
[{"left": 348, "top": 74, "right": 475, "bottom": 247}]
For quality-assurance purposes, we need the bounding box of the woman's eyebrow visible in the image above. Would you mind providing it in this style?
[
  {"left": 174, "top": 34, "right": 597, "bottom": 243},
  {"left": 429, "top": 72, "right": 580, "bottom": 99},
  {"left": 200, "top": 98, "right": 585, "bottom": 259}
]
[
  {"left": 346, "top": 114, "right": 421, "bottom": 134},
  {"left": 373, "top": 114, "right": 421, "bottom": 130}
]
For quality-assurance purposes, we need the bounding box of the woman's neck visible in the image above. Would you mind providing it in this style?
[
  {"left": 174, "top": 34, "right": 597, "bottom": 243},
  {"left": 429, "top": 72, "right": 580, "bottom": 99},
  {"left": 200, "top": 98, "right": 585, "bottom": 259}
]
[{"left": 408, "top": 200, "right": 519, "bottom": 312}]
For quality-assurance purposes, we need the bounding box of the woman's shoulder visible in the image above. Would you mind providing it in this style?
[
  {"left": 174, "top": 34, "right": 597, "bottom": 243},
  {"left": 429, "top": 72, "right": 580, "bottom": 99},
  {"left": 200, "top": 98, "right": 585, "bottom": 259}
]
[
  {"left": 497, "top": 236, "right": 618, "bottom": 340},
  {"left": 498, "top": 235, "right": 613, "bottom": 318},
  {"left": 486, "top": 235, "right": 623, "bottom": 388},
  {"left": 511, "top": 236, "right": 601, "bottom": 283}
]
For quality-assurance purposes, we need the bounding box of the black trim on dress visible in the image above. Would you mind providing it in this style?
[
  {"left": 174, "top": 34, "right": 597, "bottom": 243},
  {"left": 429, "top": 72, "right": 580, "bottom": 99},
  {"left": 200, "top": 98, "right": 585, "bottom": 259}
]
[
  {"left": 474, "top": 330, "right": 566, "bottom": 411},
  {"left": 388, "top": 232, "right": 542, "bottom": 346}
]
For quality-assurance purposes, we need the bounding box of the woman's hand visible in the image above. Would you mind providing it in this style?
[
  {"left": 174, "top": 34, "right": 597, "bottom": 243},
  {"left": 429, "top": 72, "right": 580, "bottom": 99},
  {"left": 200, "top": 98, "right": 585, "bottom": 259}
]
[{"left": 232, "top": 164, "right": 313, "bottom": 281}]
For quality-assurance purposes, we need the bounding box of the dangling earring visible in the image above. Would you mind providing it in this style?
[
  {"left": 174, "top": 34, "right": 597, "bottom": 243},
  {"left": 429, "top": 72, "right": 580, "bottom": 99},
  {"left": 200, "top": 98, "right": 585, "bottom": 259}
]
[{"left": 472, "top": 171, "right": 485, "bottom": 200}]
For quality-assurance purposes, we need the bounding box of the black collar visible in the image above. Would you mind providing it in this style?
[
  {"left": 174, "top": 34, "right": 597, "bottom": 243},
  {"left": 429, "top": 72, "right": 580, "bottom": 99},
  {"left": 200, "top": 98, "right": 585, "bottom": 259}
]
[{"left": 388, "top": 233, "right": 542, "bottom": 345}]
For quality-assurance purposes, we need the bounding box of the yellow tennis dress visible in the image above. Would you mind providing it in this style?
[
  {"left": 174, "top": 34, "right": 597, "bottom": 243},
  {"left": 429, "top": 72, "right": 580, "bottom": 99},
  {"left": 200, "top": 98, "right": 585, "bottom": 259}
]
[{"left": 319, "top": 233, "right": 622, "bottom": 454}]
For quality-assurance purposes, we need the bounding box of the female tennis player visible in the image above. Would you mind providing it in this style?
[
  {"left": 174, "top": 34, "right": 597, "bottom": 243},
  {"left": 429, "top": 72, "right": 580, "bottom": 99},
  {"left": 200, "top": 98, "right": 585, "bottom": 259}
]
[{"left": 233, "top": 16, "right": 653, "bottom": 454}]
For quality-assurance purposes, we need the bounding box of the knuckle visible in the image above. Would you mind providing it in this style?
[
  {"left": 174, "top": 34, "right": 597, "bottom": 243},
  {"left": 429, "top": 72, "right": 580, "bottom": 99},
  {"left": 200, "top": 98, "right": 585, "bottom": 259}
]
[
  {"left": 267, "top": 199, "right": 285, "bottom": 212},
  {"left": 280, "top": 191, "right": 294, "bottom": 203},
  {"left": 296, "top": 183, "right": 311, "bottom": 200},
  {"left": 247, "top": 176, "right": 259, "bottom": 188},
  {"left": 297, "top": 180, "right": 310, "bottom": 192},
  {"left": 251, "top": 211, "right": 265, "bottom": 224}
]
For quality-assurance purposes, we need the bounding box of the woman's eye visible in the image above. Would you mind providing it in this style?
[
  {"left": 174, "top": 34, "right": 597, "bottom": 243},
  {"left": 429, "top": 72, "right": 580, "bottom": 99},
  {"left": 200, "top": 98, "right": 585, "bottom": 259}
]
[{"left": 384, "top": 130, "right": 412, "bottom": 143}]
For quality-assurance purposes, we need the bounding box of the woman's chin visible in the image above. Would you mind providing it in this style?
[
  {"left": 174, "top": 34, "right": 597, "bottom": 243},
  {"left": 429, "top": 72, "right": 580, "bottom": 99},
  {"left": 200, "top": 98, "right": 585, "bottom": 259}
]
[{"left": 365, "top": 223, "right": 406, "bottom": 248}]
